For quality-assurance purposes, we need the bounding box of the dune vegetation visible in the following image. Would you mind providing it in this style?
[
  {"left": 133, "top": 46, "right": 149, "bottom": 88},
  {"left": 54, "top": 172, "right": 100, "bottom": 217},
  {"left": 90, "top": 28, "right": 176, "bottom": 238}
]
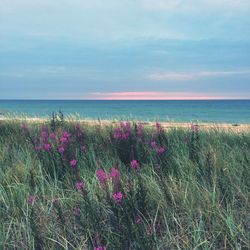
[{"left": 0, "top": 114, "right": 249, "bottom": 249}]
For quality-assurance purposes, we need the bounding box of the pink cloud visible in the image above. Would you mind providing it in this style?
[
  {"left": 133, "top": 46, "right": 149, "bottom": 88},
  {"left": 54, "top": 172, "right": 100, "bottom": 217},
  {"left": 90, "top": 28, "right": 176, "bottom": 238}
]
[{"left": 90, "top": 92, "right": 231, "bottom": 100}]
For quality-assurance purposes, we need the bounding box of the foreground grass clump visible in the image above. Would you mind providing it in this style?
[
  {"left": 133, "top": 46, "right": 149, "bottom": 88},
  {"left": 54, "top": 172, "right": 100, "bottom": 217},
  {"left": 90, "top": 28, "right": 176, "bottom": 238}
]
[{"left": 0, "top": 118, "right": 249, "bottom": 249}]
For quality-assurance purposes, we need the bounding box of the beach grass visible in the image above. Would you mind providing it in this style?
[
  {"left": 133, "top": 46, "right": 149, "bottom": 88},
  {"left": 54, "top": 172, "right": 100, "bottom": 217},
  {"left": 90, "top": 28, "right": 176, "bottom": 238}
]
[{"left": 0, "top": 115, "right": 249, "bottom": 249}]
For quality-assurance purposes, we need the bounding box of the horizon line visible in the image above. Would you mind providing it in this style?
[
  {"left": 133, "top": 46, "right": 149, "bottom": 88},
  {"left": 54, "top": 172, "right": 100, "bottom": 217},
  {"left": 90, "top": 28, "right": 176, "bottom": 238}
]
[{"left": 1, "top": 98, "right": 250, "bottom": 101}]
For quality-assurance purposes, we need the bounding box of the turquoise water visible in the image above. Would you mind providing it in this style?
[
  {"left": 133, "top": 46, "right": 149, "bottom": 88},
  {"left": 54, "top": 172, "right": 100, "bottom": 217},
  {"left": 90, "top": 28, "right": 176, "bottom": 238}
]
[{"left": 0, "top": 100, "right": 250, "bottom": 123}]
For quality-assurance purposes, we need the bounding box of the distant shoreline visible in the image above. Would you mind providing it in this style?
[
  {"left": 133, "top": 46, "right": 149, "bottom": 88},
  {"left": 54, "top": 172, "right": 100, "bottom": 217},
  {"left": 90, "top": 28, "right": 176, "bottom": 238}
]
[{"left": 1, "top": 117, "right": 250, "bottom": 132}]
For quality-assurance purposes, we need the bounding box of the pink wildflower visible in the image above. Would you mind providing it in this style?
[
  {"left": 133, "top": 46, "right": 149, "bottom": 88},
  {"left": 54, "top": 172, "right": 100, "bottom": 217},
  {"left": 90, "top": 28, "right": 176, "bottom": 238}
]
[
  {"left": 75, "top": 124, "right": 83, "bottom": 137},
  {"left": 114, "top": 122, "right": 131, "bottom": 140},
  {"left": 157, "top": 147, "right": 165, "bottom": 155},
  {"left": 41, "top": 131, "right": 47, "bottom": 137},
  {"left": 60, "top": 137, "right": 68, "bottom": 143},
  {"left": 109, "top": 167, "right": 119, "bottom": 179},
  {"left": 63, "top": 131, "right": 71, "bottom": 138},
  {"left": 113, "top": 191, "right": 123, "bottom": 203},
  {"left": 96, "top": 169, "right": 107, "bottom": 185},
  {"left": 44, "top": 143, "right": 52, "bottom": 151},
  {"left": 59, "top": 132, "right": 71, "bottom": 143},
  {"left": 75, "top": 181, "right": 85, "bottom": 191},
  {"left": 58, "top": 146, "right": 65, "bottom": 153},
  {"left": 156, "top": 122, "right": 163, "bottom": 133},
  {"left": 49, "top": 132, "right": 56, "bottom": 140},
  {"left": 27, "top": 195, "right": 36, "bottom": 205},
  {"left": 130, "top": 159, "right": 140, "bottom": 170},
  {"left": 151, "top": 141, "right": 157, "bottom": 149},
  {"left": 191, "top": 124, "right": 199, "bottom": 132},
  {"left": 41, "top": 134, "right": 47, "bottom": 143},
  {"left": 114, "top": 122, "right": 132, "bottom": 140},
  {"left": 70, "top": 159, "right": 77, "bottom": 168},
  {"left": 121, "top": 133, "right": 127, "bottom": 140}
]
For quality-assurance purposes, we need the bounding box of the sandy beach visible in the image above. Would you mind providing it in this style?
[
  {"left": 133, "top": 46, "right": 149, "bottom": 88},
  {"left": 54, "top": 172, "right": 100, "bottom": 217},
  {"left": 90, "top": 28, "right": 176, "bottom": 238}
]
[{"left": 1, "top": 117, "right": 250, "bottom": 132}]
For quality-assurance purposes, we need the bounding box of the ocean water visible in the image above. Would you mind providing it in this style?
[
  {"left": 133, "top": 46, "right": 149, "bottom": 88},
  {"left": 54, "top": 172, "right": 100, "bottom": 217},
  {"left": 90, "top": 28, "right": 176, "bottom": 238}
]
[{"left": 0, "top": 100, "right": 250, "bottom": 123}]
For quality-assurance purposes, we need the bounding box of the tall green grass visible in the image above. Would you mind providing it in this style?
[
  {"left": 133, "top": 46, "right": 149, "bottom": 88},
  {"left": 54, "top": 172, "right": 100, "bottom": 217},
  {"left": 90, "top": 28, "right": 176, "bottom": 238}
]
[{"left": 0, "top": 116, "right": 249, "bottom": 249}]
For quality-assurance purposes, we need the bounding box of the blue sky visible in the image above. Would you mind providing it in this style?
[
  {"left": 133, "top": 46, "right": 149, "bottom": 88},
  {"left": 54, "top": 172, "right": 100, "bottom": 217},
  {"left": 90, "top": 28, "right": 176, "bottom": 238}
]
[{"left": 0, "top": 0, "right": 250, "bottom": 99}]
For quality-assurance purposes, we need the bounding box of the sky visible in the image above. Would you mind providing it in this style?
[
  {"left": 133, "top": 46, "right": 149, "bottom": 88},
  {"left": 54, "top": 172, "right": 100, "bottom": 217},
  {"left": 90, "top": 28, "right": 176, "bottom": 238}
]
[{"left": 0, "top": 0, "right": 250, "bottom": 100}]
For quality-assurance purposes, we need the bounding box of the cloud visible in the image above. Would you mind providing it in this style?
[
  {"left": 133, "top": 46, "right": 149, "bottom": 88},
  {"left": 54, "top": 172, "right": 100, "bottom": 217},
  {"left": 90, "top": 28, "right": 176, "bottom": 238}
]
[
  {"left": 89, "top": 91, "right": 234, "bottom": 100},
  {"left": 148, "top": 69, "right": 250, "bottom": 81},
  {"left": 0, "top": 66, "right": 108, "bottom": 80},
  {"left": 148, "top": 73, "right": 194, "bottom": 81},
  {"left": 1, "top": 0, "right": 250, "bottom": 44},
  {"left": 142, "top": 0, "right": 250, "bottom": 12}
]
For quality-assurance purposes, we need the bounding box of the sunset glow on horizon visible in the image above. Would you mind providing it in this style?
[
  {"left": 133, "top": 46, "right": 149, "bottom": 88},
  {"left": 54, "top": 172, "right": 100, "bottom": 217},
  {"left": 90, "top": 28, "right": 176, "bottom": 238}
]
[{"left": 89, "top": 92, "right": 242, "bottom": 100}]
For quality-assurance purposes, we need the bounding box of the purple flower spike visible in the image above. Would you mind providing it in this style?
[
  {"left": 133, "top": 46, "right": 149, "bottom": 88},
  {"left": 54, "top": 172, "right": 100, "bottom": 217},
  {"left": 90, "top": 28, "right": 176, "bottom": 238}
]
[
  {"left": 70, "top": 159, "right": 77, "bottom": 168},
  {"left": 109, "top": 167, "right": 119, "bottom": 179},
  {"left": 44, "top": 143, "right": 52, "bottom": 151},
  {"left": 156, "top": 122, "right": 163, "bottom": 134},
  {"left": 63, "top": 131, "right": 71, "bottom": 138},
  {"left": 96, "top": 169, "right": 107, "bottom": 185},
  {"left": 49, "top": 132, "right": 56, "bottom": 140},
  {"left": 121, "top": 133, "right": 127, "bottom": 140},
  {"left": 114, "top": 122, "right": 131, "bottom": 140},
  {"left": 58, "top": 146, "right": 65, "bottom": 153},
  {"left": 75, "top": 181, "right": 85, "bottom": 191},
  {"left": 158, "top": 147, "right": 165, "bottom": 155},
  {"left": 151, "top": 141, "right": 157, "bottom": 149},
  {"left": 60, "top": 137, "right": 68, "bottom": 143},
  {"left": 130, "top": 159, "right": 140, "bottom": 170},
  {"left": 113, "top": 191, "right": 123, "bottom": 203}
]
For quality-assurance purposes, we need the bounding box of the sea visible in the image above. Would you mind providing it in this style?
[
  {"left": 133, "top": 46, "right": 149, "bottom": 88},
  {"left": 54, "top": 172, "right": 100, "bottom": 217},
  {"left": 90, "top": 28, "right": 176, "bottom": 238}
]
[{"left": 0, "top": 100, "right": 250, "bottom": 124}]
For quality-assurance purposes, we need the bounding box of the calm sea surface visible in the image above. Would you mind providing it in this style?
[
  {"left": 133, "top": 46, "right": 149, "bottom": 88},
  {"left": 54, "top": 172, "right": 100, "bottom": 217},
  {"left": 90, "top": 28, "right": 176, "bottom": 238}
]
[{"left": 0, "top": 100, "right": 250, "bottom": 123}]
